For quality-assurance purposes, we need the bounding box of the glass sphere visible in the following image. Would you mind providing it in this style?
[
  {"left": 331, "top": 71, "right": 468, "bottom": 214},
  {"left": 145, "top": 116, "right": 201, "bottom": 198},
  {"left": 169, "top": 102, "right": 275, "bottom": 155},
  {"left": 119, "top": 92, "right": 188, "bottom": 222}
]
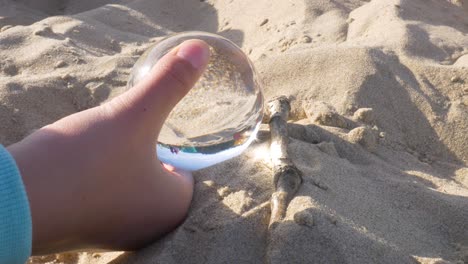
[{"left": 127, "top": 31, "right": 264, "bottom": 171}]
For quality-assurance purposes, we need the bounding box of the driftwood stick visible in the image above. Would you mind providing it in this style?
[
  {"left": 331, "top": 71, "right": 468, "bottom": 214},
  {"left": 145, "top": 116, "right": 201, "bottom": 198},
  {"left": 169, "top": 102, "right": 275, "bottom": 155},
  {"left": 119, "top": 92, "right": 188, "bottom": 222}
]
[{"left": 267, "top": 96, "right": 303, "bottom": 228}]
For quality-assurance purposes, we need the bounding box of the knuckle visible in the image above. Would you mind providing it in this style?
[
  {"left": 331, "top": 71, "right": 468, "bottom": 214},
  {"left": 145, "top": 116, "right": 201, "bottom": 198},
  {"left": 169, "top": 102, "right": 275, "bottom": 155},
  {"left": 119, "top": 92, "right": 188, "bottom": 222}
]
[{"left": 158, "top": 59, "right": 195, "bottom": 91}]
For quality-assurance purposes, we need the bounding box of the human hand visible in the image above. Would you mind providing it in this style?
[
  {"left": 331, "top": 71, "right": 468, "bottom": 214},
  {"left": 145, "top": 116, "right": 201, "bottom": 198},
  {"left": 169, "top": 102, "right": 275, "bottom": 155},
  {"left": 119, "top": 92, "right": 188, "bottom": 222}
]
[{"left": 7, "top": 40, "right": 210, "bottom": 255}]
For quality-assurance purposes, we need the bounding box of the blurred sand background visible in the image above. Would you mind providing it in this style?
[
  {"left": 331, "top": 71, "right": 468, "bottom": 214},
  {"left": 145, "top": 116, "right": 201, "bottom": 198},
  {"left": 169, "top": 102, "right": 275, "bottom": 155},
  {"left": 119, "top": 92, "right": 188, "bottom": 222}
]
[{"left": 1, "top": 0, "right": 468, "bottom": 263}]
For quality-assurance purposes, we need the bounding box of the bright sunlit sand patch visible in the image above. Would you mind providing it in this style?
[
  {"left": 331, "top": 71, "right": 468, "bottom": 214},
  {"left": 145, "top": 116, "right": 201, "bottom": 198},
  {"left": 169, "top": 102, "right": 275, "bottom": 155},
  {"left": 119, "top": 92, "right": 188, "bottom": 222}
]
[
  {"left": 411, "top": 256, "right": 451, "bottom": 264},
  {"left": 405, "top": 170, "right": 468, "bottom": 197},
  {"left": 251, "top": 144, "right": 271, "bottom": 163}
]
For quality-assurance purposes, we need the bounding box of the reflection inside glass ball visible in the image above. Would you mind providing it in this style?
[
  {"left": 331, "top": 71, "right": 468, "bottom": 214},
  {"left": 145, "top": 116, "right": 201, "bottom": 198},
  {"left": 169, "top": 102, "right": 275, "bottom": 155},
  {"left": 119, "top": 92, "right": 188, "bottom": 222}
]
[{"left": 127, "top": 31, "right": 264, "bottom": 171}]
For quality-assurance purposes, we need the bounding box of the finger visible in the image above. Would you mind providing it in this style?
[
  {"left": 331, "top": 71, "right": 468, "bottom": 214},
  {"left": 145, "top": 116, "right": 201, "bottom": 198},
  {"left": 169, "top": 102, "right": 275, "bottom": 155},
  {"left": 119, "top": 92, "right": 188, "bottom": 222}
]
[{"left": 110, "top": 39, "right": 210, "bottom": 133}]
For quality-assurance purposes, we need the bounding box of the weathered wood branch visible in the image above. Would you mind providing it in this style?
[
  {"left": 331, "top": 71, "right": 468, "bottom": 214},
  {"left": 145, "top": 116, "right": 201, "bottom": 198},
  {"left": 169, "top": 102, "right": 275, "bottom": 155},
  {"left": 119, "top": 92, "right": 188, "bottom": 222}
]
[{"left": 267, "top": 96, "right": 303, "bottom": 228}]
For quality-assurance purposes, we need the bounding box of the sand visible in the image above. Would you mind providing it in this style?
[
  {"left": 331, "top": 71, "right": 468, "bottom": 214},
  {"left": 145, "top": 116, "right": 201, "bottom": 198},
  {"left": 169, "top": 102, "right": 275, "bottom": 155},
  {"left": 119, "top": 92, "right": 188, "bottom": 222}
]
[{"left": 1, "top": 0, "right": 467, "bottom": 263}]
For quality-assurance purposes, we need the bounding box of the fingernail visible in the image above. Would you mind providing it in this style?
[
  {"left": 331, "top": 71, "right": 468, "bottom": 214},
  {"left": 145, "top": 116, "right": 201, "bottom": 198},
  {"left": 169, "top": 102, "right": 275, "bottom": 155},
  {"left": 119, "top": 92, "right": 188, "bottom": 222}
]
[
  {"left": 162, "top": 162, "right": 176, "bottom": 172},
  {"left": 176, "top": 40, "right": 210, "bottom": 70}
]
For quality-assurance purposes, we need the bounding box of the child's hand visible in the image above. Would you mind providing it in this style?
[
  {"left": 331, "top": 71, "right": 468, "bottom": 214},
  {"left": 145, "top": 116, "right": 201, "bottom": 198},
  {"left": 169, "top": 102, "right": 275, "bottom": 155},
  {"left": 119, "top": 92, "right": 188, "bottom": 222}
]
[{"left": 7, "top": 40, "right": 210, "bottom": 255}]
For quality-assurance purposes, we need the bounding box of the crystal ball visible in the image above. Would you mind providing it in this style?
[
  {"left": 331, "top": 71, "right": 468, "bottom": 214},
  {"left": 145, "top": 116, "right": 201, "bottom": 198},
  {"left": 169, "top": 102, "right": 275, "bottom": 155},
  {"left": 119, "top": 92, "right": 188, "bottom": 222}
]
[{"left": 127, "top": 31, "right": 264, "bottom": 171}]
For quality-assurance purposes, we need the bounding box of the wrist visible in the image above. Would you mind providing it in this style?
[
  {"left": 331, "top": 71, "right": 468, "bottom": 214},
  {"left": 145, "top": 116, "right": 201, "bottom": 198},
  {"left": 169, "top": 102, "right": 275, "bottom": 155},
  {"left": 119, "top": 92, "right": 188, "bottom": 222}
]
[{"left": 7, "top": 134, "right": 87, "bottom": 255}]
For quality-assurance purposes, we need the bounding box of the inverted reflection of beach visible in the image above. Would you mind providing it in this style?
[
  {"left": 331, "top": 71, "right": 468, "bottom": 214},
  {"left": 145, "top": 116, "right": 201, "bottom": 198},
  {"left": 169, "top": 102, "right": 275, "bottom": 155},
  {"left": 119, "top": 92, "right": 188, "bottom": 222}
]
[{"left": 157, "top": 124, "right": 260, "bottom": 171}]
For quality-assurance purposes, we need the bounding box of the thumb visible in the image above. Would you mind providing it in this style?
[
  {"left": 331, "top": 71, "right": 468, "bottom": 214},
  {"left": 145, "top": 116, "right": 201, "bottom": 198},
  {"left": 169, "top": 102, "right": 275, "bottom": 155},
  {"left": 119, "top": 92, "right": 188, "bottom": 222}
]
[{"left": 110, "top": 39, "right": 210, "bottom": 132}]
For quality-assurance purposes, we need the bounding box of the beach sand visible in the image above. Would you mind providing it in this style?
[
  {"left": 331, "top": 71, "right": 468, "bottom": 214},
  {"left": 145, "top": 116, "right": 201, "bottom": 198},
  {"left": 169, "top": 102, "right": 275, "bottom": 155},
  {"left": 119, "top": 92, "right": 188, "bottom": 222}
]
[{"left": 1, "top": 0, "right": 467, "bottom": 263}]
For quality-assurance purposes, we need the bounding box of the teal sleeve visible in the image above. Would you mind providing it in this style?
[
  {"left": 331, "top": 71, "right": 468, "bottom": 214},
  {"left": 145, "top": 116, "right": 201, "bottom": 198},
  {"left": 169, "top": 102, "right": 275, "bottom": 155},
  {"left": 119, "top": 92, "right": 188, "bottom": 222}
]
[{"left": 0, "top": 145, "right": 32, "bottom": 264}]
